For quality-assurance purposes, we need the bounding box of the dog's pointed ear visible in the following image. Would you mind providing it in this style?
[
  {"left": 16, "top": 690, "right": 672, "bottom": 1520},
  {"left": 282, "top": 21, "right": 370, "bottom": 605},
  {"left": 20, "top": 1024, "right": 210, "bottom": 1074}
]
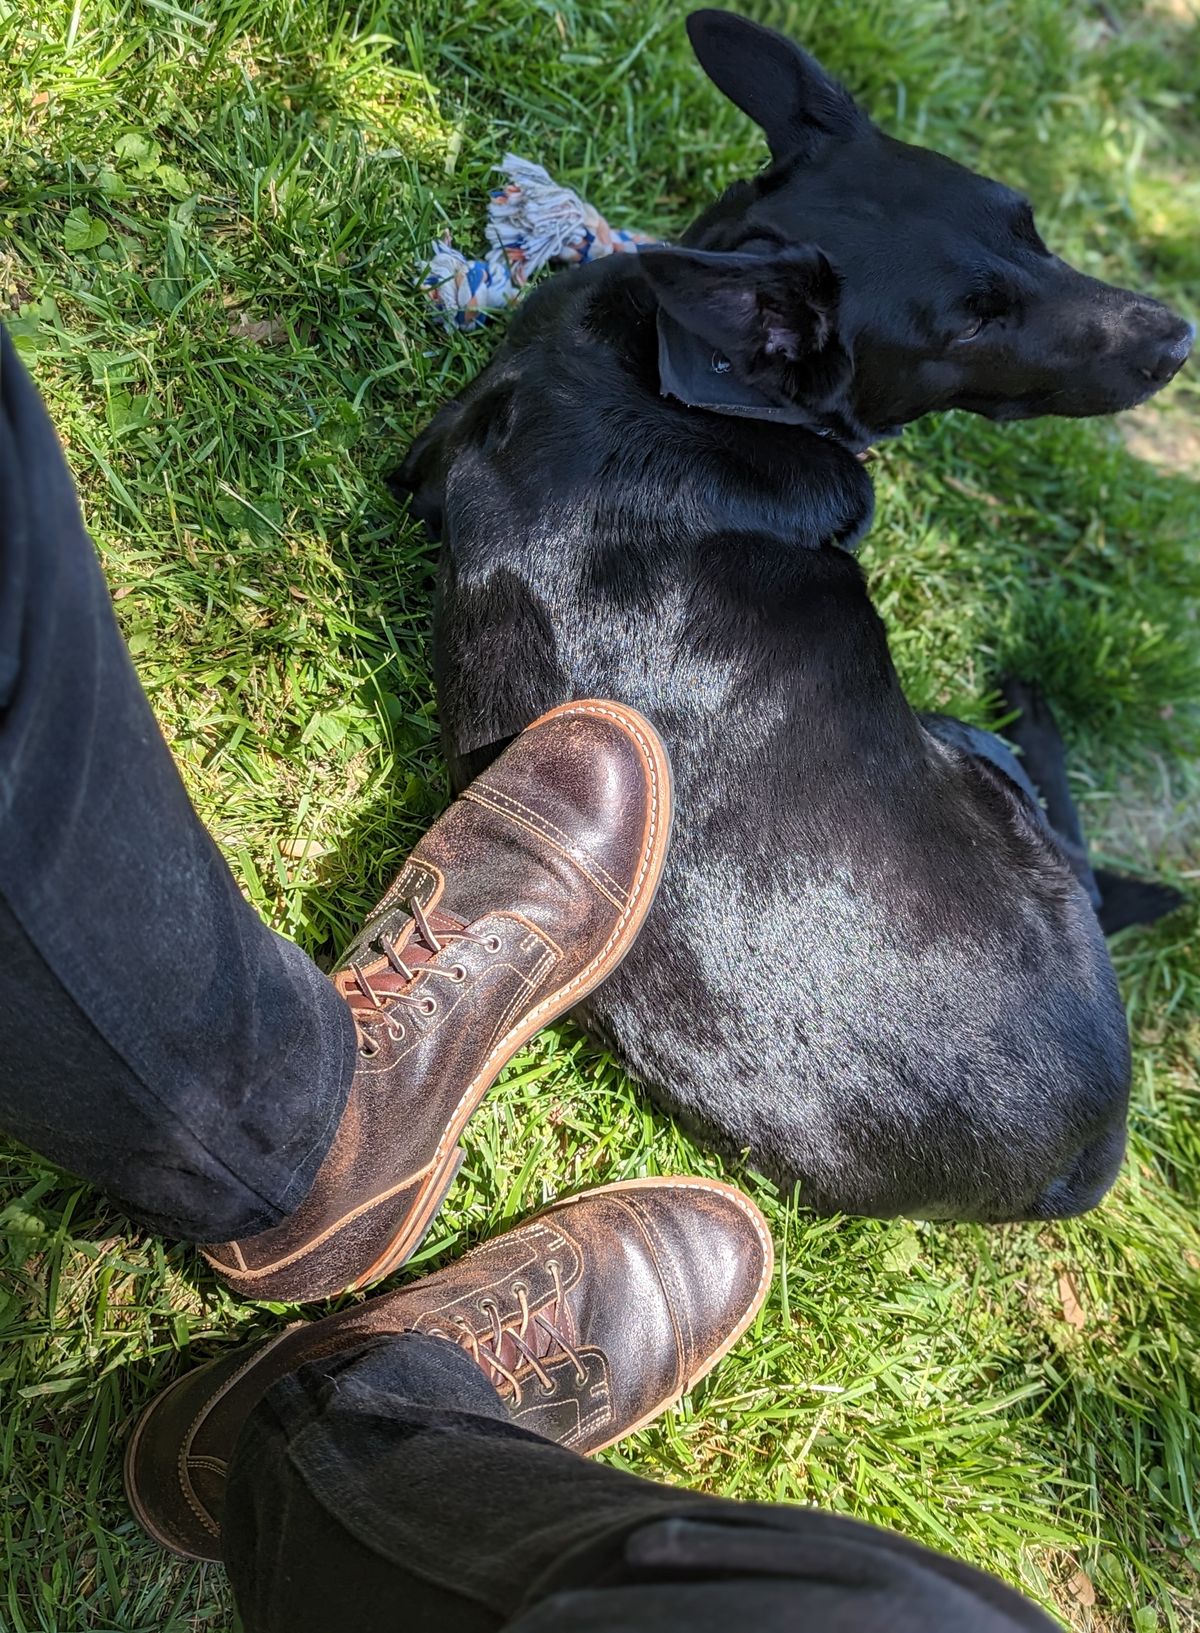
[
  {"left": 639, "top": 244, "right": 848, "bottom": 403},
  {"left": 686, "top": 9, "right": 866, "bottom": 161}
]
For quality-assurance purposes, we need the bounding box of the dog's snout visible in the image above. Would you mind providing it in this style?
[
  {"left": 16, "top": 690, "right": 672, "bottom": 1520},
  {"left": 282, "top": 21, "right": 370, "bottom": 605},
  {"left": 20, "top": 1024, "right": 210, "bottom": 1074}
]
[
  {"left": 1170, "top": 317, "right": 1195, "bottom": 358},
  {"left": 1133, "top": 311, "right": 1194, "bottom": 386}
]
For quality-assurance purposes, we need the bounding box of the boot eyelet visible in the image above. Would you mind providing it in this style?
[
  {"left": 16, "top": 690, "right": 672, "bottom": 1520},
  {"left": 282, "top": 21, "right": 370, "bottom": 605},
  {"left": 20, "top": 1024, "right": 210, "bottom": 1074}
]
[
  {"left": 386, "top": 1018, "right": 406, "bottom": 1041},
  {"left": 539, "top": 1380, "right": 556, "bottom": 1397},
  {"left": 448, "top": 964, "right": 467, "bottom": 982},
  {"left": 511, "top": 1282, "right": 528, "bottom": 1298},
  {"left": 421, "top": 997, "right": 437, "bottom": 1016},
  {"left": 484, "top": 935, "right": 501, "bottom": 953},
  {"left": 359, "top": 1036, "right": 380, "bottom": 1058}
]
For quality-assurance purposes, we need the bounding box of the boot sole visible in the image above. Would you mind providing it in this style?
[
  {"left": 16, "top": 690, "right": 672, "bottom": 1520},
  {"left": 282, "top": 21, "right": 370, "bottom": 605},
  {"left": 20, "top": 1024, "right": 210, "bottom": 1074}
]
[
  {"left": 123, "top": 1370, "right": 196, "bottom": 1559},
  {"left": 347, "top": 703, "right": 675, "bottom": 1292},
  {"left": 123, "top": 1365, "right": 221, "bottom": 1561},
  {"left": 123, "top": 1323, "right": 304, "bottom": 1563}
]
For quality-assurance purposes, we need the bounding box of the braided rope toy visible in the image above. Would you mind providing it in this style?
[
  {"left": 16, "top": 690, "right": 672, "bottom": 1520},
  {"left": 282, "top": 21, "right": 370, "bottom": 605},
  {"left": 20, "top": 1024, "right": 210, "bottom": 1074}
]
[{"left": 422, "top": 155, "right": 657, "bottom": 332}]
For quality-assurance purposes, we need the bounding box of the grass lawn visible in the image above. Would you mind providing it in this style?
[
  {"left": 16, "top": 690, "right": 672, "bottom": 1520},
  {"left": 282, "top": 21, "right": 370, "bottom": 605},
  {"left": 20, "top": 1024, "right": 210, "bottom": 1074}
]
[{"left": 2, "top": 1, "right": 1198, "bottom": 1628}]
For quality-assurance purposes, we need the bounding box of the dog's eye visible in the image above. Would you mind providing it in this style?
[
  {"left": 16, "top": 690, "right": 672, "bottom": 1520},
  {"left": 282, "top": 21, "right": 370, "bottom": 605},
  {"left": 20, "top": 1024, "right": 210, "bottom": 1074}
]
[{"left": 953, "top": 317, "right": 986, "bottom": 344}]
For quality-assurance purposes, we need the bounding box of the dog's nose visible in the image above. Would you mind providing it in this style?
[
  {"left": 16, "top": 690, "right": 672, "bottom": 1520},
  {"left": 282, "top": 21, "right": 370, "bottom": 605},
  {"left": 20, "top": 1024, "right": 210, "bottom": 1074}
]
[{"left": 1139, "top": 317, "right": 1194, "bottom": 385}]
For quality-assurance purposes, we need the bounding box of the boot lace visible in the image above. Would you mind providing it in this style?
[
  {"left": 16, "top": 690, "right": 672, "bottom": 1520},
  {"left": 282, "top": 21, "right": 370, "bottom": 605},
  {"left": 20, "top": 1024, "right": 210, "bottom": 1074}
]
[
  {"left": 350, "top": 897, "right": 497, "bottom": 1056},
  {"left": 431, "top": 1260, "right": 586, "bottom": 1407}
]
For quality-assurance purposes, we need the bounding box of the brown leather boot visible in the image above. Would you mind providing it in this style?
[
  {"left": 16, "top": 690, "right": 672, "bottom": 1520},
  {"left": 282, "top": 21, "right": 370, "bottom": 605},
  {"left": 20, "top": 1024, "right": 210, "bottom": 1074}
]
[
  {"left": 202, "top": 701, "right": 672, "bottom": 1303},
  {"left": 127, "top": 1177, "right": 773, "bottom": 1561}
]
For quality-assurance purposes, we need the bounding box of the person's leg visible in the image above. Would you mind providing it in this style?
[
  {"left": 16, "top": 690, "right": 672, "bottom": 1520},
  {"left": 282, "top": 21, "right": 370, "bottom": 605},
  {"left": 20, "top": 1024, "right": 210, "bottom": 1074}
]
[
  {"left": 1, "top": 329, "right": 674, "bottom": 1299},
  {"left": 222, "top": 1335, "right": 514, "bottom": 1633},
  {"left": 222, "top": 1333, "right": 1056, "bottom": 1633},
  {"left": 0, "top": 328, "right": 355, "bottom": 1241}
]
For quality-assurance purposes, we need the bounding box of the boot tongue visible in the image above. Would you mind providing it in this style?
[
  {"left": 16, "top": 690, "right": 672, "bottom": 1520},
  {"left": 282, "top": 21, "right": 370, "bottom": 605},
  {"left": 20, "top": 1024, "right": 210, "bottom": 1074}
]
[
  {"left": 389, "top": 908, "right": 466, "bottom": 970},
  {"left": 337, "top": 908, "right": 468, "bottom": 1016},
  {"left": 483, "top": 1293, "right": 576, "bottom": 1383}
]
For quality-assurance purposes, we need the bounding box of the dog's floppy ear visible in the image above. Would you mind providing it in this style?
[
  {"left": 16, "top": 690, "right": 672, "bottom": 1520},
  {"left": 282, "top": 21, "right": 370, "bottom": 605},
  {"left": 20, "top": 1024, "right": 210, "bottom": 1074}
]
[
  {"left": 639, "top": 243, "right": 850, "bottom": 407},
  {"left": 390, "top": 397, "right": 466, "bottom": 541},
  {"left": 686, "top": 9, "right": 866, "bottom": 161}
]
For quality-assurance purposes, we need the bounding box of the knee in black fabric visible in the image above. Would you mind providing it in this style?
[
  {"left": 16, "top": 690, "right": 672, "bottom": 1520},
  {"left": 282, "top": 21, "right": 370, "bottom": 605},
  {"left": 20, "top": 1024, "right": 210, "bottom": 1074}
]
[{"left": 512, "top": 1512, "right": 1059, "bottom": 1633}]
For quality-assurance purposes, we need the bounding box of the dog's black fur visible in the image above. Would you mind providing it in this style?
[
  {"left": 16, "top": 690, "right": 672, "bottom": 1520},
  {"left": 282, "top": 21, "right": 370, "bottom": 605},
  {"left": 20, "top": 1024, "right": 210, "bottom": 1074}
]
[{"left": 396, "top": 11, "right": 1191, "bottom": 1221}]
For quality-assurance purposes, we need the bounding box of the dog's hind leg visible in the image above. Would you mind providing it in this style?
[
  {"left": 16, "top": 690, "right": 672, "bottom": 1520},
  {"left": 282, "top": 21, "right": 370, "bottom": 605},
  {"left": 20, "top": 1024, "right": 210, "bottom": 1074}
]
[{"left": 999, "top": 678, "right": 1183, "bottom": 935}]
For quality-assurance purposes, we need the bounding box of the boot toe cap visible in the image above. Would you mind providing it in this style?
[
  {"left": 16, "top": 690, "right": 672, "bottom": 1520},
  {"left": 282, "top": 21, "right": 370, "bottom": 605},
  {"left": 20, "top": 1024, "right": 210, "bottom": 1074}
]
[
  {"left": 496, "top": 700, "right": 673, "bottom": 904},
  {"left": 621, "top": 1177, "right": 774, "bottom": 1384}
]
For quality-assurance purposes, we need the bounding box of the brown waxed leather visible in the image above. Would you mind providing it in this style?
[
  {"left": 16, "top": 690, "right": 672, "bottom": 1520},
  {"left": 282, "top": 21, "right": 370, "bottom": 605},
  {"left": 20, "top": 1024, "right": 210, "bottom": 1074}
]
[
  {"left": 125, "top": 1177, "right": 773, "bottom": 1562},
  {"left": 202, "top": 701, "right": 673, "bottom": 1303}
]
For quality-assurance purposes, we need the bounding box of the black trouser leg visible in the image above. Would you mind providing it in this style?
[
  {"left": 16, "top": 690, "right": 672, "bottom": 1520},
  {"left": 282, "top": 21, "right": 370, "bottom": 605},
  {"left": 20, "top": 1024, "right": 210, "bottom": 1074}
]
[
  {"left": 223, "top": 1333, "right": 1058, "bottom": 1633},
  {"left": 0, "top": 329, "right": 356, "bottom": 1241}
]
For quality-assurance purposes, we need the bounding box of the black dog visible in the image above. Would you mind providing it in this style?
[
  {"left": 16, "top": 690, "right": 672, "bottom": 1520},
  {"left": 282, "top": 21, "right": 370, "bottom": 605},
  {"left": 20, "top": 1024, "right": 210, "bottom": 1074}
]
[{"left": 397, "top": 10, "right": 1191, "bottom": 1221}]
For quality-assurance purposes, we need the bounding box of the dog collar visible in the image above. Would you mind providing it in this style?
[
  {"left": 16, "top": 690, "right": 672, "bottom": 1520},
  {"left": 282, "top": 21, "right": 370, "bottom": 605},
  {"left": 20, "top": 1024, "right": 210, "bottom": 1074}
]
[{"left": 656, "top": 309, "right": 819, "bottom": 427}]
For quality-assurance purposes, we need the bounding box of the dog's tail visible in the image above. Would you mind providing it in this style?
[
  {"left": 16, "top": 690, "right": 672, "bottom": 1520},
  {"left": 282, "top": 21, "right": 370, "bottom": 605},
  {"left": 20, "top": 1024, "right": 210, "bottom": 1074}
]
[{"left": 1093, "top": 867, "right": 1184, "bottom": 936}]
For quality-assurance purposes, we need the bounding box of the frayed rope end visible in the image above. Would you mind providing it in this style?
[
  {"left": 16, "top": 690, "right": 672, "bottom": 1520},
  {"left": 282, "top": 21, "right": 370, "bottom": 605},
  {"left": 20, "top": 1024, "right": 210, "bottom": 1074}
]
[{"left": 422, "top": 154, "right": 656, "bottom": 332}]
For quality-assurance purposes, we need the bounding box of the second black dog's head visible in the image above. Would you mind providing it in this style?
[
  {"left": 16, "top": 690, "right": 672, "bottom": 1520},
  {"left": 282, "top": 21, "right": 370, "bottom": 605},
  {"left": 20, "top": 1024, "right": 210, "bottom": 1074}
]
[{"left": 639, "top": 9, "right": 1193, "bottom": 450}]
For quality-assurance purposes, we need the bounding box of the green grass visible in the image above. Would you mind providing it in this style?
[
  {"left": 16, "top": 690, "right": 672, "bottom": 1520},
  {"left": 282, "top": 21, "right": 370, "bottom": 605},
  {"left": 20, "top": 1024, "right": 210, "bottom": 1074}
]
[{"left": 1, "top": 1, "right": 1198, "bottom": 1628}]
